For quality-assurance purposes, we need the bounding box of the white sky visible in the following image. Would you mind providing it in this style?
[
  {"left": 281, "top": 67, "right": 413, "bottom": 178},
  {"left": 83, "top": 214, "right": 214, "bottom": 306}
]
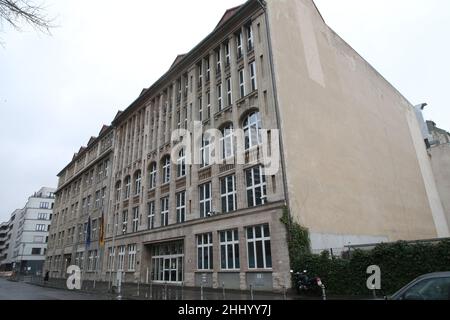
[{"left": 0, "top": 0, "right": 449, "bottom": 222}]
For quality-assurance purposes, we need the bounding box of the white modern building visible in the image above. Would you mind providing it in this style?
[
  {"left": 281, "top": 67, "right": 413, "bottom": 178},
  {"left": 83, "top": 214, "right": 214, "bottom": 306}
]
[{"left": 7, "top": 187, "right": 56, "bottom": 275}]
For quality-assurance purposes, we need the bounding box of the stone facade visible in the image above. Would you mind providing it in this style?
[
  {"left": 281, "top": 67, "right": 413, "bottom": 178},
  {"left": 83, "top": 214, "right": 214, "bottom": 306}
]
[{"left": 45, "top": 0, "right": 446, "bottom": 292}]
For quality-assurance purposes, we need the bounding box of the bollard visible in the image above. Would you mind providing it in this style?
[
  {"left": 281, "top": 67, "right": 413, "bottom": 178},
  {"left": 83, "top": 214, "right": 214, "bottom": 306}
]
[
  {"left": 222, "top": 282, "right": 226, "bottom": 300},
  {"left": 149, "top": 280, "right": 153, "bottom": 300},
  {"left": 137, "top": 280, "right": 140, "bottom": 297},
  {"left": 372, "top": 285, "right": 377, "bottom": 299},
  {"left": 164, "top": 282, "right": 168, "bottom": 300},
  {"left": 321, "top": 285, "right": 327, "bottom": 301},
  {"left": 283, "top": 286, "right": 287, "bottom": 300},
  {"left": 181, "top": 281, "right": 184, "bottom": 300},
  {"left": 200, "top": 284, "right": 204, "bottom": 301},
  {"left": 250, "top": 284, "right": 254, "bottom": 301}
]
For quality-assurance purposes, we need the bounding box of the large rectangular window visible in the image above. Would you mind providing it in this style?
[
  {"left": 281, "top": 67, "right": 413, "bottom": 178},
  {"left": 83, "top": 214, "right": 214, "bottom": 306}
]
[
  {"left": 217, "top": 83, "right": 222, "bottom": 111},
  {"left": 107, "top": 247, "right": 115, "bottom": 271},
  {"left": 36, "top": 224, "right": 46, "bottom": 231},
  {"left": 176, "top": 191, "right": 186, "bottom": 223},
  {"left": 117, "top": 246, "right": 126, "bottom": 271},
  {"left": 246, "top": 166, "right": 267, "bottom": 207},
  {"left": 239, "top": 69, "right": 245, "bottom": 98},
  {"left": 199, "top": 182, "right": 212, "bottom": 218},
  {"left": 147, "top": 201, "right": 155, "bottom": 230},
  {"left": 236, "top": 31, "right": 243, "bottom": 59},
  {"left": 197, "top": 233, "right": 213, "bottom": 270},
  {"left": 128, "top": 244, "right": 137, "bottom": 271},
  {"left": 246, "top": 224, "right": 272, "bottom": 269},
  {"left": 148, "top": 163, "right": 157, "bottom": 189},
  {"left": 221, "top": 175, "right": 236, "bottom": 213},
  {"left": 226, "top": 77, "right": 232, "bottom": 107},
  {"left": 161, "top": 197, "right": 169, "bottom": 227},
  {"left": 220, "top": 229, "right": 240, "bottom": 270},
  {"left": 132, "top": 207, "right": 139, "bottom": 232},
  {"left": 247, "top": 24, "right": 254, "bottom": 51},
  {"left": 250, "top": 61, "right": 257, "bottom": 92},
  {"left": 225, "top": 40, "right": 230, "bottom": 66}
]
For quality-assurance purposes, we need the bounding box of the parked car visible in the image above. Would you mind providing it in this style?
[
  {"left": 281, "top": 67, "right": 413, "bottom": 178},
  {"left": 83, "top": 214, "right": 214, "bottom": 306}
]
[{"left": 389, "top": 272, "right": 450, "bottom": 300}]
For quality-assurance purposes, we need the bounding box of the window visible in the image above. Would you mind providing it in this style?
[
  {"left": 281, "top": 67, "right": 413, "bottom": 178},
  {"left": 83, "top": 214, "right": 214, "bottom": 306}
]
[
  {"left": 147, "top": 202, "right": 155, "bottom": 230},
  {"left": 122, "top": 210, "right": 128, "bottom": 235},
  {"left": 197, "top": 233, "right": 213, "bottom": 270},
  {"left": 39, "top": 202, "right": 49, "bottom": 209},
  {"left": 124, "top": 176, "right": 131, "bottom": 199},
  {"left": 226, "top": 77, "right": 232, "bottom": 107},
  {"left": 128, "top": 244, "right": 137, "bottom": 271},
  {"left": 37, "top": 213, "right": 48, "bottom": 220},
  {"left": 220, "top": 123, "right": 234, "bottom": 159},
  {"left": 197, "top": 62, "right": 203, "bottom": 87},
  {"left": 116, "top": 181, "right": 122, "bottom": 202},
  {"left": 217, "top": 83, "right": 222, "bottom": 111},
  {"left": 198, "top": 97, "right": 203, "bottom": 122},
  {"left": 220, "top": 229, "right": 240, "bottom": 270},
  {"left": 177, "top": 149, "right": 186, "bottom": 178},
  {"left": 221, "top": 175, "right": 237, "bottom": 213},
  {"left": 148, "top": 162, "right": 157, "bottom": 189},
  {"left": 225, "top": 40, "right": 230, "bottom": 66},
  {"left": 88, "top": 250, "right": 95, "bottom": 271},
  {"left": 200, "top": 134, "right": 211, "bottom": 168},
  {"left": 36, "top": 224, "right": 46, "bottom": 231},
  {"left": 216, "top": 48, "right": 221, "bottom": 74},
  {"left": 206, "top": 91, "right": 211, "bottom": 119},
  {"left": 31, "top": 248, "right": 41, "bottom": 255},
  {"left": 250, "top": 61, "right": 257, "bottom": 91},
  {"left": 117, "top": 246, "right": 126, "bottom": 271},
  {"left": 205, "top": 56, "right": 210, "bottom": 82},
  {"left": 134, "top": 170, "right": 142, "bottom": 196},
  {"left": 132, "top": 207, "right": 139, "bottom": 232},
  {"left": 162, "top": 156, "right": 171, "bottom": 184},
  {"left": 176, "top": 191, "right": 186, "bottom": 223},
  {"left": 101, "top": 187, "right": 106, "bottom": 207},
  {"left": 91, "top": 219, "right": 97, "bottom": 240},
  {"left": 236, "top": 31, "right": 243, "bottom": 59},
  {"left": 239, "top": 69, "right": 245, "bottom": 98},
  {"left": 401, "top": 277, "right": 450, "bottom": 300},
  {"left": 95, "top": 190, "right": 100, "bottom": 209},
  {"left": 247, "top": 24, "right": 254, "bottom": 51},
  {"left": 107, "top": 247, "right": 115, "bottom": 271},
  {"left": 246, "top": 224, "right": 272, "bottom": 269},
  {"left": 87, "top": 195, "right": 91, "bottom": 212},
  {"left": 160, "top": 197, "right": 169, "bottom": 227},
  {"left": 199, "top": 183, "right": 212, "bottom": 218},
  {"left": 246, "top": 166, "right": 267, "bottom": 207},
  {"left": 243, "top": 112, "right": 262, "bottom": 150}
]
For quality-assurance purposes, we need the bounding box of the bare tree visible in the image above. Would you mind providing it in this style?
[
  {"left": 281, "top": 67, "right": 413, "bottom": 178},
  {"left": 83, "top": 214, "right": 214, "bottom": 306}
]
[{"left": 0, "top": 0, "right": 54, "bottom": 34}]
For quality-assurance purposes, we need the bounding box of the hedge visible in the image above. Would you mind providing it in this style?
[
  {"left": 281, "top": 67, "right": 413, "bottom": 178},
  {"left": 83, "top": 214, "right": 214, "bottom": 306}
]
[{"left": 281, "top": 207, "right": 450, "bottom": 296}]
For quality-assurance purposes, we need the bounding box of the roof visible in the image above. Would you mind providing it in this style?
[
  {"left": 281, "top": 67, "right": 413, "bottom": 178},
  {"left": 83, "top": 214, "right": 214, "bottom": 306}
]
[
  {"left": 169, "top": 54, "right": 187, "bottom": 71},
  {"left": 214, "top": 5, "right": 243, "bottom": 30}
]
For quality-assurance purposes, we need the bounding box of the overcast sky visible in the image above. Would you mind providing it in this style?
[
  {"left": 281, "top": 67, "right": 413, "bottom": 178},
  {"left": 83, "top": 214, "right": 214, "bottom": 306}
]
[{"left": 0, "top": 0, "right": 449, "bottom": 222}]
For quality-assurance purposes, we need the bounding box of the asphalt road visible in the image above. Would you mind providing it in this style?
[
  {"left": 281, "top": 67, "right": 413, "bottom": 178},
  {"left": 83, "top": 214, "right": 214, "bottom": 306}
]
[{"left": 0, "top": 277, "right": 111, "bottom": 300}]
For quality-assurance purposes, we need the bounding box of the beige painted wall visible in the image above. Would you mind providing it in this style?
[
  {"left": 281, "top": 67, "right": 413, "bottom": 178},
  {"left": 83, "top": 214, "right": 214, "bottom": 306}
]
[
  {"left": 430, "top": 144, "right": 450, "bottom": 228},
  {"left": 266, "top": 0, "right": 442, "bottom": 246}
]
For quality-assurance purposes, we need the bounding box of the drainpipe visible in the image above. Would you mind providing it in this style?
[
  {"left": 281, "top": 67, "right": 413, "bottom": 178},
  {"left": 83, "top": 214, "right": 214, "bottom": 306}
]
[{"left": 256, "top": 0, "right": 293, "bottom": 229}]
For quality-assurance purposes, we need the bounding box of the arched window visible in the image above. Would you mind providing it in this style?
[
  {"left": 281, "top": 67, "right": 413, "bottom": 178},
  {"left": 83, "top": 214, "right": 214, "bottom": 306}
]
[
  {"left": 220, "top": 123, "right": 234, "bottom": 159},
  {"left": 124, "top": 176, "right": 131, "bottom": 199},
  {"left": 243, "top": 111, "right": 262, "bottom": 150},
  {"left": 177, "top": 149, "right": 186, "bottom": 178},
  {"left": 115, "top": 181, "right": 121, "bottom": 203},
  {"left": 162, "top": 156, "right": 171, "bottom": 184},
  {"left": 134, "top": 170, "right": 142, "bottom": 196},
  {"left": 148, "top": 162, "right": 157, "bottom": 190},
  {"left": 200, "top": 134, "right": 211, "bottom": 168}
]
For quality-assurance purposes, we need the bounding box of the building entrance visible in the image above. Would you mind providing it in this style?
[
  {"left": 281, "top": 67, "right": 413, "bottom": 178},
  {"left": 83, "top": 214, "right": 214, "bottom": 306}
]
[{"left": 150, "top": 240, "right": 184, "bottom": 283}]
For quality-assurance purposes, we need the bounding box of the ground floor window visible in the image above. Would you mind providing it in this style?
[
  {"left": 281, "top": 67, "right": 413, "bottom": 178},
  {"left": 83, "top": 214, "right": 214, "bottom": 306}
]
[
  {"left": 128, "top": 244, "right": 137, "bottom": 271},
  {"left": 220, "top": 229, "right": 240, "bottom": 270},
  {"left": 117, "top": 246, "right": 126, "bottom": 271},
  {"left": 197, "top": 233, "right": 213, "bottom": 270},
  {"left": 246, "top": 224, "right": 272, "bottom": 269}
]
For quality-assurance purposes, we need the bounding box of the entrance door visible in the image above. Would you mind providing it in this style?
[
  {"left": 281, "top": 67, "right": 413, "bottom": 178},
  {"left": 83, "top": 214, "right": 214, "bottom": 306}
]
[{"left": 151, "top": 241, "right": 184, "bottom": 283}]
